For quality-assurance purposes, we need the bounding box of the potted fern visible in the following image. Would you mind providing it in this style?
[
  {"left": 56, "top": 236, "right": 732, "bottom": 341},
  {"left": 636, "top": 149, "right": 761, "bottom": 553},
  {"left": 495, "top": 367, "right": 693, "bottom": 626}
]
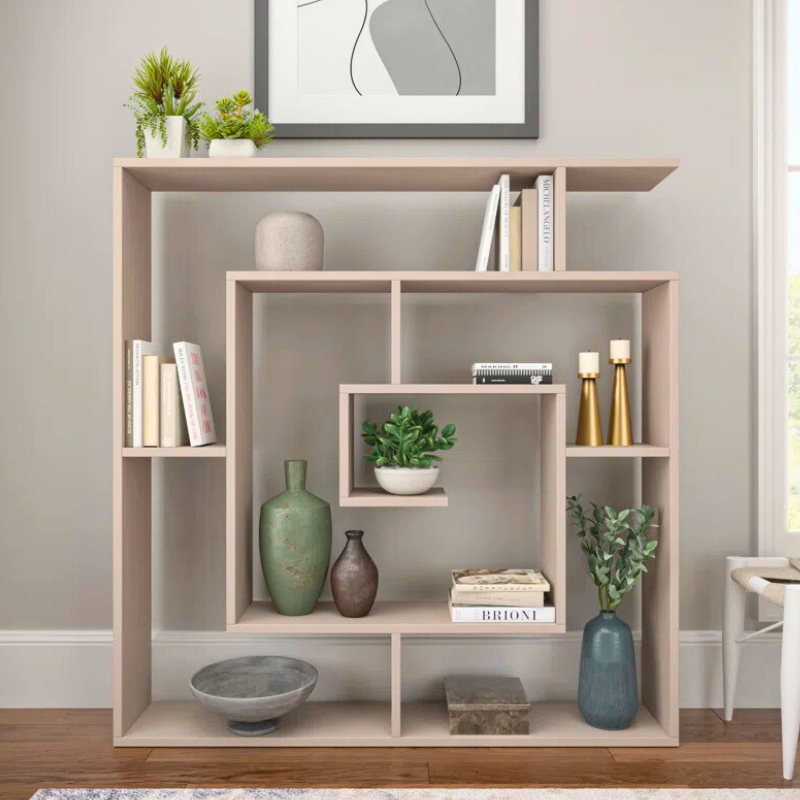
[
  {"left": 125, "top": 47, "right": 202, "bottom": 158},
  {"left": 361, "top": 407, "right": 457, "bottom": 496},
  {"left": 199, "top": 91, "right": 274, "bottom": 157},
  {"left": 567, "top": 495, "right": 658, "bottom": 731}
]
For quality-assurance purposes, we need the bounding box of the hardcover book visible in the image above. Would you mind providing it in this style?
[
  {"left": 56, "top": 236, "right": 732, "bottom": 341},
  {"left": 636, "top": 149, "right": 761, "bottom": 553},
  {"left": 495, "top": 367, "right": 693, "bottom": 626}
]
[
  {"left": 535, "top": 175, "right": 554, "bottom": 271},
  {"left": 475, "top": 183, "right": 501, "bottom": 272},
  {"left": 451, "top": 588, "right": 547, "bottom": 607},
  {"left": 174, "top": 342, "right": 217, "bottom": 447},
  {"left": 471, "top": 363, "right": 553, "bottom": 385},
  {"left": 509, "top": 206, "right": 522, "bottom": 272},
  {"left": 514, "top": 189, "right": 539, "bottom": 271},
  {"left": 142, "top": 355, "right": 161, "bottom": 447},
  {"left": 448, "top": 600, "right": 555, "bottom": 623},
  {"left": 496, "top": 174, "right": 511, "bottom": 272},
  {"left": 160, "top": 363, "right": 188, "bottom": 447},
  {"left": 129, "top": 340, "right": 164, "bottom": 448},
  {"left": 451, "top": 569, "right": 550, "bottom": 593}
]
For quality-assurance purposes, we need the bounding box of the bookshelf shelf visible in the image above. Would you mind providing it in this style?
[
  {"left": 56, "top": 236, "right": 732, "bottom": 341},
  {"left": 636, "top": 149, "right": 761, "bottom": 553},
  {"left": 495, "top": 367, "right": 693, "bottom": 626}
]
[
  {"left": 113, "top": 157, "right": 679, "bottom": 749},
  {"left": 122, "top": 445, "right": 226, "bottom": 458},
  {"left": 230, "top": 600, "right": 563, "bottom": 635},
  {"left": 341, "top": 487, "right": 448, "bottom": 508},
  {"left": 115, "top": 700, "right": 673, "bottom": 748},
  {"left": 566, "top": 445, "right": 670, "bottom": 458}
]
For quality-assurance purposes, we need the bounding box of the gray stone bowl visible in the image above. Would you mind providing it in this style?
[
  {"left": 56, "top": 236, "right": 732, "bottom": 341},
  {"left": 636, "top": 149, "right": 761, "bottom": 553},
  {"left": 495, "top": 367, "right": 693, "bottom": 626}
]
[{"left": 189, "top": 655, "right": 318, "bottom": 736}]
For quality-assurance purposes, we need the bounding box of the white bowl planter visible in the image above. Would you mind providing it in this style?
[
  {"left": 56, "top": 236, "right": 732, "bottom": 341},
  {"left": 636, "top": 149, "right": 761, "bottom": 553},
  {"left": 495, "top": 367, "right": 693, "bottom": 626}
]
[
  {"left": 209, "top": 139, "right": 258, "bottom": 158},
  {"left": 374, "top": 466, "right": 439, "bottom": 496},
  {"left": 144, "top": 116, "right": 189, "bottom": 158}
]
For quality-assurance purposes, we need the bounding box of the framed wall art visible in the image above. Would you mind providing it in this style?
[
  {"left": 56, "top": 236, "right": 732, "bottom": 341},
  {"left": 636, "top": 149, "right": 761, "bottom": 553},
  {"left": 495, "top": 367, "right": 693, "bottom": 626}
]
[{"left": 254, "top": 0, "right": 538, "bottom": 138}]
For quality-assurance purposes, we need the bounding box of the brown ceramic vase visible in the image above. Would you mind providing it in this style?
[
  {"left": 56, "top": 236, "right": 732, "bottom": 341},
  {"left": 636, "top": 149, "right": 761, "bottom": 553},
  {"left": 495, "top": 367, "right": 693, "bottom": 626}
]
[{"left": 330, "top": 530, "right": 379, "bottom": 618}]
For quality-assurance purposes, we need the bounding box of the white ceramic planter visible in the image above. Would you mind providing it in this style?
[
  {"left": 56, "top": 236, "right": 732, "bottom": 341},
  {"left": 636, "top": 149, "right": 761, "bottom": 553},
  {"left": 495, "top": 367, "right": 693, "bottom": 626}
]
[
  {"left": 374, "top": 466, "right": 439, "bottom": 496},
  {"left": 209, "top": 139, "right": 258, "bottom": 158},
  {"left": 144, "top": 116, "right": 189, "bottom": 158}
]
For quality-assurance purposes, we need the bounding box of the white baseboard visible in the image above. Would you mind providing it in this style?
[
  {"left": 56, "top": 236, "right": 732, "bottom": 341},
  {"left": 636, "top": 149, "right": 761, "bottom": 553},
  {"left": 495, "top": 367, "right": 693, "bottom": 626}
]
[{"left": 0, "top": 629, "right": 784, "bottom": 709}]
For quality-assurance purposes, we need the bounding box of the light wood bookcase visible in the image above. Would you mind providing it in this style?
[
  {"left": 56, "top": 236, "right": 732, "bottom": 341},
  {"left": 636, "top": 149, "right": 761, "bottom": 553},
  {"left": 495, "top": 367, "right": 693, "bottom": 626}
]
[{"left": 113, "top": 157, "right": 679, "bottom": 747}]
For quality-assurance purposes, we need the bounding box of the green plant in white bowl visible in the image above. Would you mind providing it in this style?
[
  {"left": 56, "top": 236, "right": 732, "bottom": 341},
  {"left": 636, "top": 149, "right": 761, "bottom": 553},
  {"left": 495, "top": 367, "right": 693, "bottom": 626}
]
[
  {"left": 362, "top": 407, "right": 457, "bottom": 496},
  {"left": 199, "top": 91, "right": 274, "bottom": 157}
]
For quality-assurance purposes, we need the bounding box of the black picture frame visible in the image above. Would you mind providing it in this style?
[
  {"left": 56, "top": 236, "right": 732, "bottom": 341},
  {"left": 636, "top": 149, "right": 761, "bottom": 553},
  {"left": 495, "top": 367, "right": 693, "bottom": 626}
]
[{"left": 254, "top": 0, "right": 538, "bottom": 139}]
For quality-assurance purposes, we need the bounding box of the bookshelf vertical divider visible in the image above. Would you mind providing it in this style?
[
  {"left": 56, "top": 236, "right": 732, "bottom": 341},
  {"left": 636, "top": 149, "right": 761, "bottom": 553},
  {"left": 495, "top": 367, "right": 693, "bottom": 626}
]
[{"left": 112, "top": 158, "right": 679, "bottom": 748}]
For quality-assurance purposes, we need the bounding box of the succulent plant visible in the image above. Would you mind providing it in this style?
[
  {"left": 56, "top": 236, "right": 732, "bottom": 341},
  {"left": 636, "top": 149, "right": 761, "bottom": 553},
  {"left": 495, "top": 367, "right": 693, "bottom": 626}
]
[
  {"left": 362, "top": 406, "right": 457, "bottom": 468},
  {"left": 198, "top": 90, "right": 274, "bottom": 148}
]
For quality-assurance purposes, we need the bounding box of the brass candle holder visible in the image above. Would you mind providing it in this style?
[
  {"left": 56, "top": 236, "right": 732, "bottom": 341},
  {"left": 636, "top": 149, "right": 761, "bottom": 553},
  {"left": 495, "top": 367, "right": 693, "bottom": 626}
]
[
  {"left": 576, "top": 370, "right": 603, "bottom": 447},
  {"left": 608, "top": 357, "right": 634, "bottom": 446}
]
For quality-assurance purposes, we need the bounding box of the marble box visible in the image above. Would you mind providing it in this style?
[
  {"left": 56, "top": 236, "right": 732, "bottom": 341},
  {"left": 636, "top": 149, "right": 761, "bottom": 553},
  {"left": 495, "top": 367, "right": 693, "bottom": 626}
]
[{"left": 444, "top": 675, "right": 530, "bottom": 735}]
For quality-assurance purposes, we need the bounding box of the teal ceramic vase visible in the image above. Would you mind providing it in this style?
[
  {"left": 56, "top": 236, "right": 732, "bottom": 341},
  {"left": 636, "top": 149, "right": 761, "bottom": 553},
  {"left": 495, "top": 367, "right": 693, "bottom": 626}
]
[
  {"left": 259, "top": 460, "right": 332, "bottom": 616},
  {"left": 578, "top": 611, "right": 638, "bottom": 730}
]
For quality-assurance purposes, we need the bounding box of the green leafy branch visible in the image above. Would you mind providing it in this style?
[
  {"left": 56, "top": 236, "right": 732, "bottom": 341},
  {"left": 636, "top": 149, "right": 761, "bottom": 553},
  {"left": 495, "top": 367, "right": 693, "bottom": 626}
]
[
  {"left": 362, "top": 407, "right": 457, "bottom": 468},
  {"left": 567, "top": 495, "right": 658, "bottom": 612},
  {"left": 198, "top": 90, "right": 275, "bottom": 148}
]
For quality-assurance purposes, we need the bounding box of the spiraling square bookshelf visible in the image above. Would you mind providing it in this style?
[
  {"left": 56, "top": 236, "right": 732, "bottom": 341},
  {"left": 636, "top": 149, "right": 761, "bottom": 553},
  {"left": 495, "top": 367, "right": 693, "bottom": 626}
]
[{"left": 113, "top": 157, "right": 679, "bottom": 747}]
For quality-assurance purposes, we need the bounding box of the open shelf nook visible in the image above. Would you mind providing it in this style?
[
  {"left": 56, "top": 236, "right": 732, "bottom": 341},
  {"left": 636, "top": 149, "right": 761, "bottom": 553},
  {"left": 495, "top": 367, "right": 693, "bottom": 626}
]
[{"left": 113, "top": 157, "right": 679, "bottom": 748}]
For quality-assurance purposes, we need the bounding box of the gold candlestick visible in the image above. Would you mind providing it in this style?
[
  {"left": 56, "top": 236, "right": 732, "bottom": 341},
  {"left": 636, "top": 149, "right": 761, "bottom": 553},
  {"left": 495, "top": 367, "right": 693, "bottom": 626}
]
[
  {"left": 608, "top": 358, "right": 633, "bottom": 446},
  {"left": 576, "top": 371, "right": 603, "bottom": 446}
]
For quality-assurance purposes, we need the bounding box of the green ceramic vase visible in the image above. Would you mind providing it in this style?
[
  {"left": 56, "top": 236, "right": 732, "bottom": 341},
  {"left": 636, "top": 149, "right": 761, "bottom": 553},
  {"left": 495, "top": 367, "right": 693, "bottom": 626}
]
[{"left": 259, "top": 460, "right": 332, "bottom": 616}]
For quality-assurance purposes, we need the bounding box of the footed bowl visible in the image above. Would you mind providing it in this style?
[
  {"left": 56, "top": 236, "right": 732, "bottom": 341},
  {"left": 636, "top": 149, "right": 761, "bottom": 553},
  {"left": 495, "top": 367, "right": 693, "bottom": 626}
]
[{"left": 189, "top": 655, "right": 318, "bottom": 736}]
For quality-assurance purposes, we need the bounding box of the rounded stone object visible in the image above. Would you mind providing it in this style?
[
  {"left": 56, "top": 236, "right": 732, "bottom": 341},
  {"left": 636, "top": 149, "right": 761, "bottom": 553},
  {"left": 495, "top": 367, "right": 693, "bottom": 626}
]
[
  {"left": 330, "top": 530, "right": 379, "bottom": 618},
  {"left": 255, "top": 211, "right": 324, "bottom": 271},
  {"left": 189, "top": 655, "right": 318, "bottom": 736}
]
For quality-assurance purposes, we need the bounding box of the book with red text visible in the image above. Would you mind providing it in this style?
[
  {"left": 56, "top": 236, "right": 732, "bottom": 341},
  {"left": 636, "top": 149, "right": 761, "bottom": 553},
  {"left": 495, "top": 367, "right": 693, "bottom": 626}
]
[{"left": 173, "top": 342, "right": 216, "bottom": 447}]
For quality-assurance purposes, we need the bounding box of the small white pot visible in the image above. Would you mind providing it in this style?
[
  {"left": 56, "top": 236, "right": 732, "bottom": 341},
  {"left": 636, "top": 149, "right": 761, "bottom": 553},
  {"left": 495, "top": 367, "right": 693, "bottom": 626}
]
[
  {"left": 144, "top": 116, "right": 189, "bottom": 158},
  {"left": 374, "top": 466, "right": 439, "bottom": 496},
  {"left": 208, "top": 139, "right": 258, "bottom": 158}
]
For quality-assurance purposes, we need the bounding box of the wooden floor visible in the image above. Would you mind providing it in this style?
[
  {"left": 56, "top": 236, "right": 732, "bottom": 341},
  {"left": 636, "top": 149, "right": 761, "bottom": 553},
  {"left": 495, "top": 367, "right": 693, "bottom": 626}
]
[{"left": 0, "top": 709, "right": 795, "bottom": 796}]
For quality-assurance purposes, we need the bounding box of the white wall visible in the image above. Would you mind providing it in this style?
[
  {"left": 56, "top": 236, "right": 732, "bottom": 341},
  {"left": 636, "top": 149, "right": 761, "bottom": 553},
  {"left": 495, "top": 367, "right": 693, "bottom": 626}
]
[{"left": 0, "top": 0, "right": 755, "bottom": 703}]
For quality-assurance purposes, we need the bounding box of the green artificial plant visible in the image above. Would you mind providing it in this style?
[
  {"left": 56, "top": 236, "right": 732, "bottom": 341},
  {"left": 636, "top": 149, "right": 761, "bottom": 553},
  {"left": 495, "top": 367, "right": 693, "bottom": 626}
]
[
  {"left": 125, "top": 47, "right": 202, "bottom": 157},
  {"left": 362, "top": 407, "right": 457, "bottom": 468},
  {"left": 198, "top": 91, "right": 274, "bottom": 148},
  {"left": 567, "top": 495, "right": 658, "bottom": 612}
]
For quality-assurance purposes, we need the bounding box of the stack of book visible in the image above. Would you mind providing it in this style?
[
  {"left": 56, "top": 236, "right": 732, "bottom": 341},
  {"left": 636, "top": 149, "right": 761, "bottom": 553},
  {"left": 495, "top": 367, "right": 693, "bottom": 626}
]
[
  {"left": 448, "top": 569, "right": 554, "bottom": 623},
  {"left": 475, "top": 173, "right": 554, "bottom": 273},
  {"left": 472, "top": 362, "right": 553, "bottom": 385},
  {"left": 125, "top": 340, "right": 216, "bottom": 448}
]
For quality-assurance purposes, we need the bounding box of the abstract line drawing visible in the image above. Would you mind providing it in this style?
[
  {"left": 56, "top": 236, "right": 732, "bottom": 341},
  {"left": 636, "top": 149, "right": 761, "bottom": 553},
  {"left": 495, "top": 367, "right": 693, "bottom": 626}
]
[{"left": 296, "top": 0, "right": 495, "bottom": 97}]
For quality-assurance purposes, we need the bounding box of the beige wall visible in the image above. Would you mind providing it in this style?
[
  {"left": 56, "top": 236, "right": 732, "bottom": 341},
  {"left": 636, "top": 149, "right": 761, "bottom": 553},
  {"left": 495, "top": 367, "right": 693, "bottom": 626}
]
[{"left": 0, "top": 0, "right": 752, "bottom": 632}]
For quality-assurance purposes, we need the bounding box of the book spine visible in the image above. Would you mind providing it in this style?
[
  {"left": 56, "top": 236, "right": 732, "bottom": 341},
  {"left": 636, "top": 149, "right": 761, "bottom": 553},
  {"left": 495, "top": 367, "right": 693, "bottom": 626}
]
[
  {"left": 498, "top": 174, "right": 510, "bottom": 272},
  {"left": 509, "top": 206, "right": 522, "bottom": 272},
  {"left": 475, "top": 184, "right": 501, "bottom": 272},
  {"left": 188, "top": 344, "right": 216, "bottom": 445},
  {"left": 450, "top": 605, "right": 556, "bottom": 623},
  {"left": 174, "top": 343, "right": 202, "bottom": 446},
  {"left": 142, "top": 355, "right": 160, "bottom": 447},
  {"left": 160, "top": 363, "right": 186, "bottom": 447},
  {"left": 472, "top": 363, "right": 553, "bottom": 371},
  {"left": 452, "top": 591, "right": 546, "bottom": 607},
  {"left": 473, "top": 375, "right": 553, "bottom": 385},
  {"left": 517, "top": 189, "right": 539, "bottom": 271},
  {"left": 125, "top": 341, "right": 133, "bottom": 448},
  {"left": 536, "top": 175, "right": 554, "bottom": 272},
  {"left": 132, "top": 340, "right": 144, "bottom": 448}
]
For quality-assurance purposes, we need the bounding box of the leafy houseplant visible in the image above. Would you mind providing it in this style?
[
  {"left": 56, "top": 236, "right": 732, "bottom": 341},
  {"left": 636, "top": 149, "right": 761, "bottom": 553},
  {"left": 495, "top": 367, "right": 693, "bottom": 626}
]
[
  {"left": 567, "top": 495, "right": 658, "bottom": 731},
  {"left": 125, "top": 47, "right": 202, "bottom": 158},
  {"left": 361, "top": 407, "right": 457, "bottom": 495},
  {"left": 199, "top": 91, "right": 274, "bottom": 158}
]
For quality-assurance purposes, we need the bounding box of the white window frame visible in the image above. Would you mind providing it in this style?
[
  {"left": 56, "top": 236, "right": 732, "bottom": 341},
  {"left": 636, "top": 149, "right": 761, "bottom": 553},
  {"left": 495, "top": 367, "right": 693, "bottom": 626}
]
[{"left": 756, "top": 0, "right": 789, "bottom": 617}]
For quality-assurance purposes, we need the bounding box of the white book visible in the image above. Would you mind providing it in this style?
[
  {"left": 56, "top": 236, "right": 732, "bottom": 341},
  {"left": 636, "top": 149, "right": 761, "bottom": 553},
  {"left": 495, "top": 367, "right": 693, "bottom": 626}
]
[
  {"left": 131, "top": 340, "right": 163, "bottom": 448},
  {"left": 160, "top": 363, "right": 188, "bottom": 448},
  {"left": 497, "top": 174, "right": 511, "bottom": 272},
  {"left": 471, "top": 362, "right": 553, "bottom": 374},
  {"left": 475, "top": 183, "right": 501, "bottom": 272},
  {"left": 448, "top": 600, "right": 556, "bottom": 623},
  {"left": 535, "top": 174, "right": 554, "bottom": 271},
  {"left": 174, "top": 342, "right": 217, "bottom": 447}
]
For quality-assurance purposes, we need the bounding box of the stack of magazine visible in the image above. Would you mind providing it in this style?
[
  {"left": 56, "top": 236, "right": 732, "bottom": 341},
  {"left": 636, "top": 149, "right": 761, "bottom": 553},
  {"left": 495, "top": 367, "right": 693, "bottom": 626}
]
[{"left": 448, "top": 569, "right": 554, "bottom": 623}]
